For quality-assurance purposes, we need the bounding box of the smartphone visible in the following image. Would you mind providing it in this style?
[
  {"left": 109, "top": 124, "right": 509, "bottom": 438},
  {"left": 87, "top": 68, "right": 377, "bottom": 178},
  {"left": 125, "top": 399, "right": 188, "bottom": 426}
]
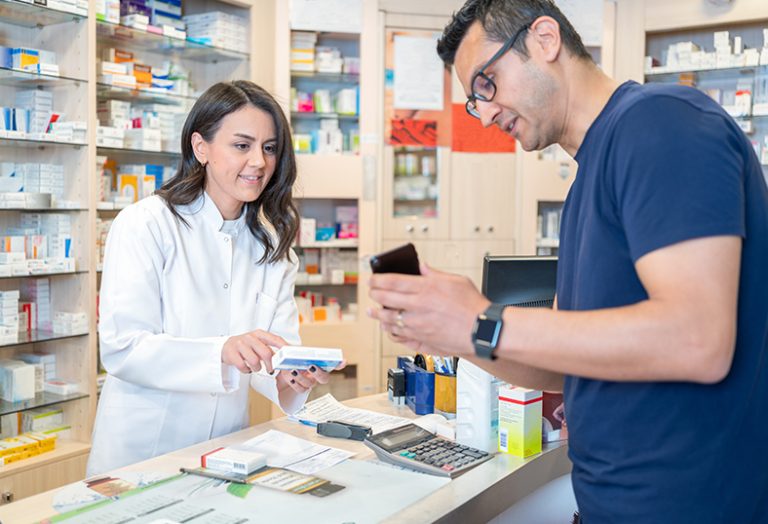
[{"left": 369, "top": 243, "right": 421, "bottom": 275}]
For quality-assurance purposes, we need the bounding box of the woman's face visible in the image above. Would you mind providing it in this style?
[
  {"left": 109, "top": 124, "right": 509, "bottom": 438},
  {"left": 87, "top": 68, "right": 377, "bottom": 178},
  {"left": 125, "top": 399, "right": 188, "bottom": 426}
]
[{"left": 192, "top": 104, "right": 278, "bottom": 219}]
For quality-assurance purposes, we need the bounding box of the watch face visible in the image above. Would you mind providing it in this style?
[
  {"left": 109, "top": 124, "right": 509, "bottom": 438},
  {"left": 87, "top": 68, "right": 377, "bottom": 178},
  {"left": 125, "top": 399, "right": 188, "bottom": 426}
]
[{"left": 475, "top": 317, "right": 500, "bottom": 345}]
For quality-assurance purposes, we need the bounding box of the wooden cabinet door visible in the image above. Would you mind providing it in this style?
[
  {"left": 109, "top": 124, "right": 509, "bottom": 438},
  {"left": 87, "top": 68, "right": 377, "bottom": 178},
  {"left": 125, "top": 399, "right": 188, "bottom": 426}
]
[{"left": 450, "top": 153, "right": 516, "bottom": 241}]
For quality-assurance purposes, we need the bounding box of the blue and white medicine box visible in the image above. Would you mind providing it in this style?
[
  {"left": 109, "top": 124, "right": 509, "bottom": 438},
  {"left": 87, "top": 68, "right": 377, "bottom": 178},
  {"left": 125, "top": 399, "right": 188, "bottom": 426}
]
[{"left": 272, "top": 345, "right": 343, "bottom": 372}]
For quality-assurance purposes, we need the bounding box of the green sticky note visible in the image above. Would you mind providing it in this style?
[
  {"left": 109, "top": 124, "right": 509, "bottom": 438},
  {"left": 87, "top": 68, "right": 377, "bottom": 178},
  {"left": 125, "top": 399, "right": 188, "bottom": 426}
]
[{"left": 227, "top": 482, "right": 254, "bottom": 498}]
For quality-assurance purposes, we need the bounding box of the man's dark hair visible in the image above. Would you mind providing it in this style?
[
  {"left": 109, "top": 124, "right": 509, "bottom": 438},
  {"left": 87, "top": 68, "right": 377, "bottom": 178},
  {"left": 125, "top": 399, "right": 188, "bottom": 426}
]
[{"left": 437, "top": 0, "right": 592, "bottom": 65}]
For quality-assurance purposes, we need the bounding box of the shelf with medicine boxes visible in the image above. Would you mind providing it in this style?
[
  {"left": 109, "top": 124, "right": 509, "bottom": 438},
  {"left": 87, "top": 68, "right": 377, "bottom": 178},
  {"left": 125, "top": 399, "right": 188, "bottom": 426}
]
[
  {"left": 289, "top": 30, "right": 361, "bottom": 155},
  {"left": 0, "top": 0, "right": 86, "bottom": 28},
  {"left": 643, "top": 17, "right": 768, "bottom": 179},
  {"left": 536, "top": 201, "right": 563, "bottom": 257},
  {"left": 0, "top": 0, "right": 93, "bottom": 503},
  {"left": 96, "top": 20, "right": 249, "bottom": 63},
  {"left": 96, "top": 82, "right": 197, "bottom": 105},
  {"left": 294, "top": 198, "right": 360, "bottom": 326},
  {"left": 0, "top": 391, "right": 88, "bottom": 418}
]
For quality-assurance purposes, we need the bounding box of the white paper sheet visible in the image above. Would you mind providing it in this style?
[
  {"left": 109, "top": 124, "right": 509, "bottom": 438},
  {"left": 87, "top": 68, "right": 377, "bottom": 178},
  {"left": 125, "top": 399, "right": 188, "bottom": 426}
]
[
  {"left": 291, "top": 393, "right": 411, "bottom": 434},
  {"left": 290, "top": 0, "right": 362, "bottom": 33},
  {"left": 394, "top": 34, "right": 445, "bottom": 110},
  {"left": 238, "top": 429, "right": 354, "bottom": 475},
  {"left": 556, "top": 0, "right": 604, "bottom": 47}
]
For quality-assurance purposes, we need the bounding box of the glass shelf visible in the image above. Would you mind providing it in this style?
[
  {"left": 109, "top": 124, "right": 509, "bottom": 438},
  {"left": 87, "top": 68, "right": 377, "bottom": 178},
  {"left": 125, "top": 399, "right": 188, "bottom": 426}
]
[
  {"left": 0, "top": 136, "right": 86, "bottom": 149},
  {"left": 96, "top": 20, "right": 249, "bottom": 63},
  {"left": 0, "top": 206, "right": 87, "bottom": 212},
  {"left": 0, "top": 391, "right": 89, "bottom": 417},
  {"left": 0, "top": 0, "right": 85, "bottom": 28},
  {"left": 97, "top": 145, "right": 181, "bottom": 160},
  {"left": 0, "top": 270, "right": 87, "bottom": 280},
  {"left": 645, "top": 64, "right": 768, "bottom": 83},
  {"left": 0, "top": 66, "right": 86, "bottom": 88},
  {"left": 97, "top": 83, "right": 196, "bottom": 105},
  {"left": 291, "top": 112, "right": 358, "bottom": 121},
  {"left": 291, "top": 71, "right": 360, "bottom": 83},
  {"left": 0, "top": 329, "right": 88, "bottom": 349}
]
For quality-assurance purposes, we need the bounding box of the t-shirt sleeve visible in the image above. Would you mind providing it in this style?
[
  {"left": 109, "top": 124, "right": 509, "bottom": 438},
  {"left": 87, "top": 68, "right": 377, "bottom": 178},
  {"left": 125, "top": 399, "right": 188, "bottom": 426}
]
[{"left": 611, "top": 93, "right": 746, "bottom": 262}]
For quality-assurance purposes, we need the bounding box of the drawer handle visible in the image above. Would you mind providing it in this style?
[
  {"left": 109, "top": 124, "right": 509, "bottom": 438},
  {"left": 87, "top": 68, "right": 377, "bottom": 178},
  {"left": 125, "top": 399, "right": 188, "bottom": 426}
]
[
  {"left": 2, "top": 491, "right": 13, "bottom": 504},
  {"left": 421, "top": 225, "right": 429, "bottom": 233},
  {"left": 487, "top": 225, "right": 495, "bottom": 233},
  {"left": 405, "top": 225, "right": 414, "bottom": 233}
]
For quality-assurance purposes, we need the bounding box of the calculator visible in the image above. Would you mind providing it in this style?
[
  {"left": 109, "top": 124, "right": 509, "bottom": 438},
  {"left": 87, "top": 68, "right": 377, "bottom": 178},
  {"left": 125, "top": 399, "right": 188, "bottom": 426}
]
[{"left": 364, "top": 423, "right": 493, "bottom": 478}]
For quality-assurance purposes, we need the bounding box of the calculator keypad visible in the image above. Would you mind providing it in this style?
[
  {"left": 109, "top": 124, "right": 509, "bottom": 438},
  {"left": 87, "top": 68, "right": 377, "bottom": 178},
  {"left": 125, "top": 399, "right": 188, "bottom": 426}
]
[{"left": 397, "top": 437, "right": 490, "bottom": 475}]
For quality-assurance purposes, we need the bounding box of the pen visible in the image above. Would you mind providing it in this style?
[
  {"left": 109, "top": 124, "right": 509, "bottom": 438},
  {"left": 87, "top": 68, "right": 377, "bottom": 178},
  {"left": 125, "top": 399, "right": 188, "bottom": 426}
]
[
  {"left": 180, "top": 467, "right": 248, "bottom": 484},
  {"left": 298, "top": 419, "right": 318, "bottom": 427}
]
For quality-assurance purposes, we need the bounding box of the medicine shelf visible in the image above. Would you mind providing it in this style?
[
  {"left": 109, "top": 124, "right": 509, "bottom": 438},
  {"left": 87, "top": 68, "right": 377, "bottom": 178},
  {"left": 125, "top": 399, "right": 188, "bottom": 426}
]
[
  {"left": 0, "top": 330, "right": 88, "bottom": 350},
  {"left": 96, "top": 145, "right": 181, "bottom": 161},
  {"left": 97, "top": 83, "right": 196, "bottom": 106},
  {"left": 0, "top": 391, "right": 89, "bottom": 418},
  {"left": 296, "top": 239, "right": 359, "bottom": 248},
  {"left": 644, "top": 64, "right": 768, "bottom": 82},
  {"left": 0, "top": 0, "right": 85, "bottom": 28},
  {"left": 0, "top": 270, "right": 87, "bottom": 280},
  {"left": 0, "top": 207, "right": 88, "bottom": 212},
  {"left": 0, "top": 136, "right": 86, "bottom": 150},
  {"left": 291, "top": 71, "right": 360, "bottom": 83},
  {"left": 291, "top": 112, "right": 359, "bottom": 121},
  {"left": 96, "top": 20, "right": 249, "bottom": 64},
  {"left": 0, "top": 440, "right": 90, "bottom": 478},
  {"left": 0, "top": 66, "right": 87, "bottom": 88}
]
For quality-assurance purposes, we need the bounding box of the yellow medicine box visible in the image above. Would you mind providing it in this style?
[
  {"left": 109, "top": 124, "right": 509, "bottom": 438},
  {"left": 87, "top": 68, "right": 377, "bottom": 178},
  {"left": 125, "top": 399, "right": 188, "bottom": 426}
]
[{"left": 498, "top": 386, "right": 543, "bottom": 458}]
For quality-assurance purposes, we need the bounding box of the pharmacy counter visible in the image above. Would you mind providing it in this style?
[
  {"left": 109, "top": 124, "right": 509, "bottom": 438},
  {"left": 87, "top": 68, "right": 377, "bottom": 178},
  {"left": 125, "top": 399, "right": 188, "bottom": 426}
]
[{"left": 0, "top": 394, "right": 571, "bottom": 523}]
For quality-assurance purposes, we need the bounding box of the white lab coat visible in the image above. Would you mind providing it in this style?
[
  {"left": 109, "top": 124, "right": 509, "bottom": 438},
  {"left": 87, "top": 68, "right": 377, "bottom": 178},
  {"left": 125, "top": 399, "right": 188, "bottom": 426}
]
[{"left": 87, "top": 193, "right": 308, "bottom": 476}]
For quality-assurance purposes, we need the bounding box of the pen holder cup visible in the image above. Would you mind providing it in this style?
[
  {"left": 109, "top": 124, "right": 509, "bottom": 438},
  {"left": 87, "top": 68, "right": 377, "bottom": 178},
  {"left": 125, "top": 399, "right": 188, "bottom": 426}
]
[
  {"left": 400, "top": 360, "right": 435, "bottom": 415},
  {"left": 434, "top": 372, "right": 457, "bottom": 414}
]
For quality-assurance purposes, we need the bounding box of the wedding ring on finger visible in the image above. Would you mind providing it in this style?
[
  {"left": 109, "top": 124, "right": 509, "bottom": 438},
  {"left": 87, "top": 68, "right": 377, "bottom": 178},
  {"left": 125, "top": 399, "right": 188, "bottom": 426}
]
[{"left": 396, "top": 309, "right": 406, "bottom": 329}]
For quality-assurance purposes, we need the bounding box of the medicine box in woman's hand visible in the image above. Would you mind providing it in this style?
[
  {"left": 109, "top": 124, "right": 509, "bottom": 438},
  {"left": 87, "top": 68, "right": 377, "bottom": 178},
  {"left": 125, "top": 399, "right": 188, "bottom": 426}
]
[{"left": 271, "top": 346, "right": 343, "bottom": 372}]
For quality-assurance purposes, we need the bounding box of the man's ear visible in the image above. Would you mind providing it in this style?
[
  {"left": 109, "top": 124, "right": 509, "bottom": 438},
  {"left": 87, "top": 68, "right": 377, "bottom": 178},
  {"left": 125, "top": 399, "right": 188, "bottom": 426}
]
[
  {"left": 191, "top": 132, "right": 207, "bottom": 165},
  {"left": 529, "top": 16, "right": 562, "bottom": 63}
]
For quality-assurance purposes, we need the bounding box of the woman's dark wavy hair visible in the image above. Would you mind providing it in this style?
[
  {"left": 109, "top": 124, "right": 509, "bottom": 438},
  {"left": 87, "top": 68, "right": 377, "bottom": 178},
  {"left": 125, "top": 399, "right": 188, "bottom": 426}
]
[
  {"left": 156, "top": 80, "right": 298, "bottom": 264},
  {"left": 437, "top": 0, "right": 592, "bottom": 66}
]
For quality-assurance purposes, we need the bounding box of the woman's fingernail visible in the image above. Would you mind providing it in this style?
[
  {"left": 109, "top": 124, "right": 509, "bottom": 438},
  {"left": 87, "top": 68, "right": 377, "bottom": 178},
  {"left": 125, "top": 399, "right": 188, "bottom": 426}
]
[
  {"left": 309, "top": 365, "right": 317, "bottom": 373},
  {"left": 291, "top": 370, "right": 298, "bottom": 376},
  {"left": 290, "top": 379, "right": 295, "bottom": 384}
]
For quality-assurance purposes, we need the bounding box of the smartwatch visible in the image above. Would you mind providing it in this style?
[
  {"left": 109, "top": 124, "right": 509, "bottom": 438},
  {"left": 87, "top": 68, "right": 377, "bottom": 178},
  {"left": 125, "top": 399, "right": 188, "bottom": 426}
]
[{"left": 471, "top": 303, "right": 506, "bottom": 360}]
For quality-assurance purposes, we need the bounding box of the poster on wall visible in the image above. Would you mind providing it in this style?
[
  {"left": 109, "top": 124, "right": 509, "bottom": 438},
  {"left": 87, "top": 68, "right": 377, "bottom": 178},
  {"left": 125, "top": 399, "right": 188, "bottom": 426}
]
[
  {"left": 290, "top": 0, "right": 362, "bottom": 33},
  {"left": 451, "top": 104, "right": 515, "bottom": 153},
  {"left": 385, "top": 29, "right": 452, "bottom": 147},
  {"left": 393, "top": 34, "right": 444, "bottom": 110},
  {"left": 555, "top": 0, "right": 603, "bottom": 47}
]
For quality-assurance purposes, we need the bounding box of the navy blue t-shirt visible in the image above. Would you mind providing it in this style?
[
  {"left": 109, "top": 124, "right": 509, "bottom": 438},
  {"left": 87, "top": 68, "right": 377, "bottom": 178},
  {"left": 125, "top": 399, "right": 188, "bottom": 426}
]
[{"left": 558, "top": 81, "right": 768, "bottom": 523}]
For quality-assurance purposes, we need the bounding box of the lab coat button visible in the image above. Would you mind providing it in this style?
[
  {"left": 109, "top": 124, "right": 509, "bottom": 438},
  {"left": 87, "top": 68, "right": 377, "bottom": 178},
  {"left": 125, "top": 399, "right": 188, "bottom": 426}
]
[
  {"left": 224, "top": 283, "right": 229, "bottom": 289},
  {"left": 224, "top": 237, "right": 229, "bottom": 243},
  {"left": 210, "top": 393, "right": 216, "bottom": 397}
]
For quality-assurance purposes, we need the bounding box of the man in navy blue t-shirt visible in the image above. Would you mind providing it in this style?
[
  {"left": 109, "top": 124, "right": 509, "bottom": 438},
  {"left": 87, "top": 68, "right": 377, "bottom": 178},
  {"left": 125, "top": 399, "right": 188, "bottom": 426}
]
[{"left": 367, "top": 1, "right": 768, "bottom": 523}]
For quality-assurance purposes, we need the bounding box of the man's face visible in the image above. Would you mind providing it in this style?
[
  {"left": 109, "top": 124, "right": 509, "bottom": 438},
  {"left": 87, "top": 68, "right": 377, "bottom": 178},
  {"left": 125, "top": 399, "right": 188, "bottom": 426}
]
[{"left": 454, "top": 20, "right": 561, "bottom": 152}]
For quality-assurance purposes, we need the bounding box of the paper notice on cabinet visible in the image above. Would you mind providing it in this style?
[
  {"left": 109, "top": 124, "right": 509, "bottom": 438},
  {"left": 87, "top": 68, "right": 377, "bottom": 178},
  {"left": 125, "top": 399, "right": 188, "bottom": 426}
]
[
  {"left": 394, "top": 34, "right": 444, "bottom": 110},
  {"left": 290, "top": 0, "right": 362, "bottom": 33},
  {"left": 555, "top": 0, "right": 603, "bottom": 47}
]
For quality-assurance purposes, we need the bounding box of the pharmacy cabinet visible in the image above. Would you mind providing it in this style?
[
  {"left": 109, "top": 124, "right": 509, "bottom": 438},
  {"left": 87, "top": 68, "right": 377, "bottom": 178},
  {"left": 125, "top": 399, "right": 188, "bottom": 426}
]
[
  {"left": 449, "top": 152, "right": 516, "bottom": 241},
  {"left": 382, "top": 146, "right": 452, "bottom": 240},
  {"left": 258, "top": 0, "right": 379, "bottom": 403}
]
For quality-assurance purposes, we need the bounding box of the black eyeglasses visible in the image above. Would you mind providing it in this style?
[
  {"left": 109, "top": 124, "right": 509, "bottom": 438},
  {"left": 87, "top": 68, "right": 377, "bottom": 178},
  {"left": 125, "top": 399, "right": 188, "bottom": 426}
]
[{"left": 465, "top": 23, "right": 531, "bottom": 119}]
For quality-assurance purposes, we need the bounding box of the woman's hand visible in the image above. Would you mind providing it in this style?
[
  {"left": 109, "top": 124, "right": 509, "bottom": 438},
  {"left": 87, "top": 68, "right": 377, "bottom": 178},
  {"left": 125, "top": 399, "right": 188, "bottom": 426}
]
[
  {"left": 277, "top": 361, "right": 347, "bottom": 394},
  {"left": 222, "top": 330, "right": 286, "bottom": 374}
]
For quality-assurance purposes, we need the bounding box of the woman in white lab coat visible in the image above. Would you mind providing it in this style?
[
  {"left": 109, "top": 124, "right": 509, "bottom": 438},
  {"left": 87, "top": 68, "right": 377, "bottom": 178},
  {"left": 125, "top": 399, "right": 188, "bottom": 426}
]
[{"left": 88, "top": 81, "right": 335, "bottom": 476}]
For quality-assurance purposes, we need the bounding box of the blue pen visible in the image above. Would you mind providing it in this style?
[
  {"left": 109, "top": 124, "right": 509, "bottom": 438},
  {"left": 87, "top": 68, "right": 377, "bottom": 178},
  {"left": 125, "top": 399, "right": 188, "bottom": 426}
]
[
  {"left": 298, "top": 419, "right": 317, "bottom": 427},
  {"left": 444, "top": 357, "right": 453, "bottom": 374}
]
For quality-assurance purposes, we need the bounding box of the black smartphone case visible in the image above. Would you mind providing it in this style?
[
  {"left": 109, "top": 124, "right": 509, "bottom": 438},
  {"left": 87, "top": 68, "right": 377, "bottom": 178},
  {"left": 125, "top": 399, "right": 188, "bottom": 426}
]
[{"left": 369, "top": 243, "right": 421, "bottom": 275}]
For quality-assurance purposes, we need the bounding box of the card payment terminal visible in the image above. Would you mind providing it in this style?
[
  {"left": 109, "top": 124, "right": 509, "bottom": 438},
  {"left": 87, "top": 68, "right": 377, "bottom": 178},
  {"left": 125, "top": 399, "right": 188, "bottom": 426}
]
[{"left": 364, "top": 423, "right": 493, "bottom": 478}]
